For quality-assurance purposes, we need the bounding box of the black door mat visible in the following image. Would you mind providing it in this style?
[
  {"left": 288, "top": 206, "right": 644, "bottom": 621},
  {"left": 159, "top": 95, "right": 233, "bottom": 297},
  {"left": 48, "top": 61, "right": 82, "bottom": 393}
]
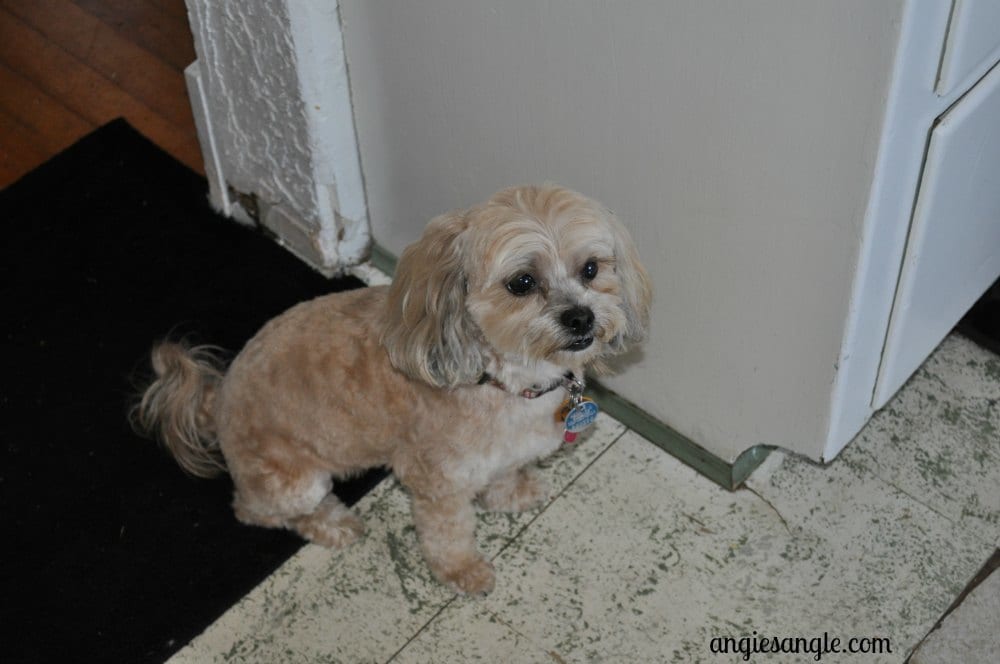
[
  {"left": 957, "top": 278, "right": 1000, "bottom": 357},
  {"left": 0, "top": 119, "right": 386, "bottom": 664}
]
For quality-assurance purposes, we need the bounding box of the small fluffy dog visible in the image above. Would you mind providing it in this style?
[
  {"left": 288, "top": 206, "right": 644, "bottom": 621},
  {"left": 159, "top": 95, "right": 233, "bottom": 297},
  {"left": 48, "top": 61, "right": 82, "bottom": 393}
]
[{"left": 135, "top": 184, "right": 650, "bottom": 595}]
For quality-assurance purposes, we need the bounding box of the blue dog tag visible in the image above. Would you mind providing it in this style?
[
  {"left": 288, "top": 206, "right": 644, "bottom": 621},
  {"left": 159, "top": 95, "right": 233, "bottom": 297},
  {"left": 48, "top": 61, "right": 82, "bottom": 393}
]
[{"left": 564, "top": 399, "right": 599, "bottom": 433}]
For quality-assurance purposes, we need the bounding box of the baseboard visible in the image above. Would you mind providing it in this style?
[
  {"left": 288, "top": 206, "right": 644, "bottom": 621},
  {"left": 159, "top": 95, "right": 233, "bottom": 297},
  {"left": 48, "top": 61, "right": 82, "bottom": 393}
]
[
  {"left": 367, "top": 242, "right": 771, "bottom": 490},
  {"left": 585, "top": 382, "right": 771, "bottom": 490},
  {"left": 368, "top": 242, "right": 398, "bottom": 276}
]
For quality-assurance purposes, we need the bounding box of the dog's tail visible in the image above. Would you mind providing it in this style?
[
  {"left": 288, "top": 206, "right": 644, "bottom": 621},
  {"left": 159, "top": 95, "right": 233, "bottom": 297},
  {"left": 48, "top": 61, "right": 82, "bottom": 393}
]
[{"left": 131, "top": 341, "right": 228, "bottom": 478}]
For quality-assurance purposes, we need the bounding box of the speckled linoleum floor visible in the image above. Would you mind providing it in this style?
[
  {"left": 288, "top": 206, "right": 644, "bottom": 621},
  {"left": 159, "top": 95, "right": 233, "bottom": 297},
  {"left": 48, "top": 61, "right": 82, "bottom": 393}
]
[{"left": 169, "top": 302, "right": 999, "bottom": 663}]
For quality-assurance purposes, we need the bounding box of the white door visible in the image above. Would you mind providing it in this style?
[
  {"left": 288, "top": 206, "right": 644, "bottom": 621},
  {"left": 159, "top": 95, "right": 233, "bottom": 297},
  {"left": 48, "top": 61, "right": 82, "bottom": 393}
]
[{"left": 875, "top": 59, "right": 1000, "bottom": 405}]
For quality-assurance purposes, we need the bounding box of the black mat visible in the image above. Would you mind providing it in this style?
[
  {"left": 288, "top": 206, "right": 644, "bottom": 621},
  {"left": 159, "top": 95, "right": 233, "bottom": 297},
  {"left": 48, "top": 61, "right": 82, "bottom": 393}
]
[
  {"left": 0, "top": 119, "right": 386, "bottom": 663},
  {"left": 957, "top": 279, "right": 1000, "bottom": 357}
]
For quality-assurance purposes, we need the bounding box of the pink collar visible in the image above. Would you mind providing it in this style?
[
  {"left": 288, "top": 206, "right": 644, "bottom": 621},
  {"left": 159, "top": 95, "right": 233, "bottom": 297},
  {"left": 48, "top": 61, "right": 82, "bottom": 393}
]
[{"left": 478, "top": 372, "right": 574, "bottom": 399}]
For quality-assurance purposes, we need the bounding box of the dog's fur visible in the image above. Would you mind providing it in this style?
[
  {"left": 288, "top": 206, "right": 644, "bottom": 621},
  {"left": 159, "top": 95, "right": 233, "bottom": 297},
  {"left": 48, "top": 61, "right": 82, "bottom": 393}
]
[{"left": 134, "top": 184, "right": 650, "bottom": 595}]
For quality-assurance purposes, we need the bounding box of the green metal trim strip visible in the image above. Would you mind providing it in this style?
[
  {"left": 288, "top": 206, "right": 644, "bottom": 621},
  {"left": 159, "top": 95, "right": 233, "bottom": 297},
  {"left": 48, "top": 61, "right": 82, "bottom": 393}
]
[
  {"left": 365, "top": 242, "right": 771, "bottom": 490},
  {"left": 368, "top": 242, "right": 398, "bottom": 276},
  {"left": 586, "top": 381, "right": 771, "bottom": 490}
]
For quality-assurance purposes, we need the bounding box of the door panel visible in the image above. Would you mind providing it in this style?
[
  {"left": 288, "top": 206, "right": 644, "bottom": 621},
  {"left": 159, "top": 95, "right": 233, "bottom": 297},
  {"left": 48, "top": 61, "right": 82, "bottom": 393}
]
[
  {"left": 876, "top": 61, "right": 1000, "bottom": 406},
  {"left": 936, "top": 0, "right": 1000, "bottom": 96}
]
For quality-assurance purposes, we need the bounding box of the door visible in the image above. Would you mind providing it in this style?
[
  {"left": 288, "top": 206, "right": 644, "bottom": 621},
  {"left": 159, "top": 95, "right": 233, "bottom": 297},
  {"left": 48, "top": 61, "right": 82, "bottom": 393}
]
[{"left": 875, "top": 59, "right": 1000, "bottom": 406}]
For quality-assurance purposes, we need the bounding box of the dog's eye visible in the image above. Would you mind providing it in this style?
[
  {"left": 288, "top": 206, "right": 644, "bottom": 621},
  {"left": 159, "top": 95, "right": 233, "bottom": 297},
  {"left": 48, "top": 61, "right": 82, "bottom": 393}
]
[
  {"left": 506, "top": 273, "right": 536, "bottom": 296},
  {"left": 581, "top": 261, "right": 599, "bottom": 281}
]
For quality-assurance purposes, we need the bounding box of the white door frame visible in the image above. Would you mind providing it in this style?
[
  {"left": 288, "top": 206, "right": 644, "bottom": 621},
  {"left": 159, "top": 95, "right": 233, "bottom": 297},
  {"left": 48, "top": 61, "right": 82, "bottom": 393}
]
[{"left": 184, "top": 0, "right": 369, "bottom": 275}]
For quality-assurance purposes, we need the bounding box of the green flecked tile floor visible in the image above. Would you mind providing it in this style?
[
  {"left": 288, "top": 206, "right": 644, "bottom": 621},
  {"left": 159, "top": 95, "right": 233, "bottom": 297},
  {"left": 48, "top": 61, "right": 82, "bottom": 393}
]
[{"left": 169, "top": 332, "right": 998, "bottom": 664}]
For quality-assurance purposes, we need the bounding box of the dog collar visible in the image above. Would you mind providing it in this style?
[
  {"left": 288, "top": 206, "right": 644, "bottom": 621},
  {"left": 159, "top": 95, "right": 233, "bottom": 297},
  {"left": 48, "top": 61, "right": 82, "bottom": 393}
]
[
  {"left": 478, "top": 372, "right": 599, "bottom": 443},
  {"left": 478, "top": 371, "right": 576, "bottom": 399}
]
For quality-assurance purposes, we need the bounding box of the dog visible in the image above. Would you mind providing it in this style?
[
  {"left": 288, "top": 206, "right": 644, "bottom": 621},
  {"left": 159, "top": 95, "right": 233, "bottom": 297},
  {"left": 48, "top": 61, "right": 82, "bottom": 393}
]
[{"left": 134, "top": 184, "right": 651, "bottom": 595}]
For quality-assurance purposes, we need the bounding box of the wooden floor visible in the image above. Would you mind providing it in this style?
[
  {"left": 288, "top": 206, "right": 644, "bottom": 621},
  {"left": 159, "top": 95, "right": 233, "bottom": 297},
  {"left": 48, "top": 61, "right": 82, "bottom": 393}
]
[{"left": 0, "top": 0, "right": 203, "bottom": 188}]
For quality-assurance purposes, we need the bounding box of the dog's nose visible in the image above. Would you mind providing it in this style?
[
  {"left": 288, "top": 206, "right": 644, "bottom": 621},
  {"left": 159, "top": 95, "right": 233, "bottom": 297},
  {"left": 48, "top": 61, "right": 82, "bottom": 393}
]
[{"left": 560, "top": 306, "right": 595, "bottom": 335}]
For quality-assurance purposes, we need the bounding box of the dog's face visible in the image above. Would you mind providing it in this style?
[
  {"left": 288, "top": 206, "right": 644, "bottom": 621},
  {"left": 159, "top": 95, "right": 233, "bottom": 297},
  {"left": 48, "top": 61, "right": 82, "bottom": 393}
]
[
  {"left": 382, "top": 185, "right": 651, "bottom": 388},
  {"left": 463, "top": 187, "right": 647, "bottom": 369}
]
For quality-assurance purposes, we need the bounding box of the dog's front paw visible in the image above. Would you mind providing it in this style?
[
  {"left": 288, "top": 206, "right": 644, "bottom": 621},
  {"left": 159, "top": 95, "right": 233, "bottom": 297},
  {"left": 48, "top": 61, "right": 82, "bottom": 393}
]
[
  {"left": 436, "top": 556, "right": 496, "bottom": 596},
  {"left": 479, "top": 468, "right": 550, "bottom": 513}
]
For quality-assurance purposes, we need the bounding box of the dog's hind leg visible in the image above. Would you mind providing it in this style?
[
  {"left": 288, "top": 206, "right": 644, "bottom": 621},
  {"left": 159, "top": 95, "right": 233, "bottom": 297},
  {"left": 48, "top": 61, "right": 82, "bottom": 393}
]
[
  {"left": 288, "top": 493, "right": 364, "bottom": 548},
  {"left": 230, "top": 461, "right": 364, "bottom": 549}
]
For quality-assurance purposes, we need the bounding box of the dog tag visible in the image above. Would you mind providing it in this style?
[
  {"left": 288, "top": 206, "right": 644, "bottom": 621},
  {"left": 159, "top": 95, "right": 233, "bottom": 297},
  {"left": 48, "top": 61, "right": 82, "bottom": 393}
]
[{"left": 560, "top": 397, "right": 599, "bottom": 443}]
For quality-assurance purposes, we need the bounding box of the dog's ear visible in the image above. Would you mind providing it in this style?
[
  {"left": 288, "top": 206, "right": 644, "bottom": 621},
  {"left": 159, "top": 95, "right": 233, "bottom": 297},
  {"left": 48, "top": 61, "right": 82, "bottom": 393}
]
[
  {"left": 607, "top": 210, "right": 652, "bottom": 346},
  {"left": 382, "top": 211, "right": 487, "bottom": 387}
]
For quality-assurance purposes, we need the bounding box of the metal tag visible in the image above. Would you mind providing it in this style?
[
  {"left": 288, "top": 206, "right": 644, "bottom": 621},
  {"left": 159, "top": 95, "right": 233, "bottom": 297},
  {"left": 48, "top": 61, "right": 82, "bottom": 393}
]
[{"left": 564, "top": 398, "right": 599, "bottom": 433}]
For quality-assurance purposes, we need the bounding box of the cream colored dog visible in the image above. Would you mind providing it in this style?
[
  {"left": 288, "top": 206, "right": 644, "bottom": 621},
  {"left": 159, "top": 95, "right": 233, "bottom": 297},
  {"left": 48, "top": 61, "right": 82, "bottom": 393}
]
[{"left": 136, "top": 184, "right": 650, "bottom": 595}]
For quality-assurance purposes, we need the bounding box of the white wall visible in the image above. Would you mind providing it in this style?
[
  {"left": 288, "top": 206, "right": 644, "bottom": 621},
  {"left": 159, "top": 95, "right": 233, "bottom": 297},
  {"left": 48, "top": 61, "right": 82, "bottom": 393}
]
[{"left": 339, "top": 0, "right": 904, "bottom": 461}]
